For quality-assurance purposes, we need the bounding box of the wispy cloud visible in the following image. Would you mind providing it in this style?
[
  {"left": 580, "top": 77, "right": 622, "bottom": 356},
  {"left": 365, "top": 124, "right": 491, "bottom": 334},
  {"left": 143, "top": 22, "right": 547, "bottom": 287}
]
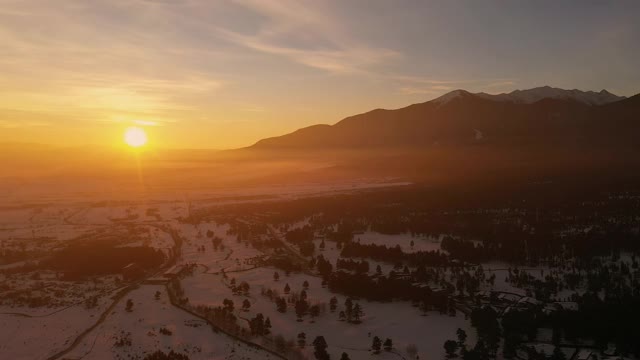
[{"left": 216, "top": 0, "right": 400, "bottom": 74}]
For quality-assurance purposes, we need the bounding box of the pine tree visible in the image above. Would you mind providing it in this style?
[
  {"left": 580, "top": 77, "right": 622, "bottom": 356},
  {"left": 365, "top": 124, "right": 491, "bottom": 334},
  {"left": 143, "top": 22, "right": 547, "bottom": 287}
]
[
  {"left": 125, "top": 299, "right": 134, "bottom": 312},
  {"left": 383, "top": 338, "right": 393, "bottom": 351},
  {"left": 297, "top": 332, "right": 306, "bottom": 348},
  {"left": 456, "top": 328, "right": 467, "bottom": 349},
  {"left": 444, "top": 340, "right": 458, "bottom": 358},
  {"left": 295, "top": 299, "right": 308, "bottom": 321},
  {"left": 329, "top": 296, "right": 338, "bottom": 312},
  {"left": 242, "top": 299, "right": 251, "bottom": 311},
  {"left": 371, "top": 336, "right": 382, "bottom": 354},
  {"left": 344, "top": 297, "right": 353, "bottom": 322},
  {"left": 310, "top": 305, "right": 320, "bottom": 321},
  {"left": 313, "top": 336, "right": 330, "bottom": 360},
  {"left": 352, "top": 303, "right": 363, "bottom": 323},
  {"left": 264, "top": 317, "right": 272, "bottom": 335}
]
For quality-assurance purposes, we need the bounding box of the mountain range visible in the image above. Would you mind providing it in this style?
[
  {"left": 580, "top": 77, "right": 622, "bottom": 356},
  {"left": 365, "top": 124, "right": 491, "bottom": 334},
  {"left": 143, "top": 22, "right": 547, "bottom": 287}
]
[
  {"left": 235, "top": 86, "right": 640, "bottom": 185},
  {"left": 248, "top": 86, "right": 636, "bottom": 151}
]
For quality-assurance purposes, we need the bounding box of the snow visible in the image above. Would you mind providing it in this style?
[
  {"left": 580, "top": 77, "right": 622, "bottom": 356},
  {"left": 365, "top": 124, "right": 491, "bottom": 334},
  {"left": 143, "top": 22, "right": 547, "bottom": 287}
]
[
  {"left": 475, "top": 86, "right": 625, "bottom": 106},
  {"left": 183, "top": 266, "right": 475, "bottom": 360},
  {"left": 64, "top": 285, "right": 274, "bottom": 360},
  {"left": 0, "top": 295, "right": 113, "bottom": 360},
  {"left": 432, "top": 90, "right": 470, "bottom": 106}
]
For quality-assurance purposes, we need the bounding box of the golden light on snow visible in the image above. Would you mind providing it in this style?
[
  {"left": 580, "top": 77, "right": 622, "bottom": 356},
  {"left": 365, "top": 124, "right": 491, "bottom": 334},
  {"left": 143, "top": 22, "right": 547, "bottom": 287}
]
[{"left": 124, "top": 127, "right": 148, "bottom": 148}]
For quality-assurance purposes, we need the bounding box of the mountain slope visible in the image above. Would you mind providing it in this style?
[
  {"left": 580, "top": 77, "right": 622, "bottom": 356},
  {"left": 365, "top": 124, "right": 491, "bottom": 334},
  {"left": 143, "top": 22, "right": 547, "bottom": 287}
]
[{"left": 250, "top": 87, "right": 635, "bottom": 151}]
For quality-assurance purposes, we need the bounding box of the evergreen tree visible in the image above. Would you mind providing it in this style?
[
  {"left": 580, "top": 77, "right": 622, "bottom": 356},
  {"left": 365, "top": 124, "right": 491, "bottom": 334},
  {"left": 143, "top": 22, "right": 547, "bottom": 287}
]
[
  {"left": 295, "top": 299, "right": 309, "bottom": 321},
  {"left": 444, "top": 340, "right": 459, "bottom": 358},
  {"left": 345, "top": 298, "right": 353, "bottom": 322},
  {"left": 329, "top": 296, "right": 338, "bottom": 312},
  {"left": 313, "top": 336, "right": 330, "bottom": 360},
  {"left": 264, "top": 317, "right": 272, "bottom": 335},
  {"left": 456, "top": 328, "right": 467, "bottom": 349},
  {"left": 297, "top": 332, "right": 306, "bottom": 348},
  {"left": 125, "top": 299, "right": 134, "bottom": 312},
  {"left": 310, "top": 305, "right": 321, "bottom": 321},
  {"left": 372, "top": 336, "right": 382, "bottom": 354},
  {"left": 383, "top": 338, "right": 393, "bottom": 351},
  {"left": 352, "top": 303, "right": 363, "bottom": 323}
]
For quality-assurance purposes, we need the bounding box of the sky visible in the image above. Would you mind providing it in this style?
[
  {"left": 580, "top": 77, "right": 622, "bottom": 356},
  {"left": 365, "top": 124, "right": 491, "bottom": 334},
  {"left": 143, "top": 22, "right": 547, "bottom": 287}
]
[{"left": 1, "top": 0, "right": 639, "bottom": 149}]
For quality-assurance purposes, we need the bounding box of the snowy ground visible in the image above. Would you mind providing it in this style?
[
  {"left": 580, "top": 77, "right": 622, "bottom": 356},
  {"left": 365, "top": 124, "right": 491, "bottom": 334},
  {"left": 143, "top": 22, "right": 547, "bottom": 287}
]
[
  {"left": 65, "top": 285, "right": 274, "bottom": 360},
  {"left": 0, "top": 291, "right": 114, "bottom": 360},
  {"left": 1, "top": 182, "right": 593, "bottom": 360},
  {"left": 183, "top": 265, "right": 474, "bottom": 360}
]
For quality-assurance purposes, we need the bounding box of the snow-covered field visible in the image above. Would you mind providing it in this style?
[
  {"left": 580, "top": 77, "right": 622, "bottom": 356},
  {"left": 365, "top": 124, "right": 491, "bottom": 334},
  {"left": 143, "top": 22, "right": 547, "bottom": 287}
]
[
  {"left": 2, "top": 181, "right": 583, "bottom": 360},
  {"left": 65, "top": 285, "right": 273, "bottom": 360},
  {"left": 182, "top": 265, "right": 475, "bottom": 360},
  {"left": 0, "top": 293, "right": 114, "bottom": 360}
]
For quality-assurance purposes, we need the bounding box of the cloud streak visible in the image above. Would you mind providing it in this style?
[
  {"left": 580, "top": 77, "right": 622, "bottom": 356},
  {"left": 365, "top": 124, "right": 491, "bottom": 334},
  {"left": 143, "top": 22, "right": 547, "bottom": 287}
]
[{"left": 216, "top": 0, "right": 401, "bottom": 74}]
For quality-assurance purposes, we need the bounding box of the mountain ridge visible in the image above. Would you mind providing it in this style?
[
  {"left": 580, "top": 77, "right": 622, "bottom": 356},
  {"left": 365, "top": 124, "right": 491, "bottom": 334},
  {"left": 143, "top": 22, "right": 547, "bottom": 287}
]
[{"left": 248, "top": 87, "right": 636, "bottom": 151}]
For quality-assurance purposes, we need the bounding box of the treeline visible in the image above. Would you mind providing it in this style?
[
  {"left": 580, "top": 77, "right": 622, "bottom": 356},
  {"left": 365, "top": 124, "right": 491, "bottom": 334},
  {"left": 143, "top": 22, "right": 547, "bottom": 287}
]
[
  {"left": 340, "top": 242, "right": 450, "bottom": 267},
  {"left": 284, "top": 226, "right": 315, "bottom": 256},
  {"left": 328, "top": 270, "right": 452, "bottom": 312},
  {"left": 43, "top": 243, "right": 164, "bottom": 279},
  {"left": 201, "top": 181, "right": 640, "bottom": 265}
]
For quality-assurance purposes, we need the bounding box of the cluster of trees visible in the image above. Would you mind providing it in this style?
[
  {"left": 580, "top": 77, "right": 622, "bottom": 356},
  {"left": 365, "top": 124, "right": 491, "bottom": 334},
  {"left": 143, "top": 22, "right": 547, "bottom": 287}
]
[
  {"left": 336, "top": 258, "right": 370, "bottom": 273},
  {"left": 340, "top": 242, "right": 449, "bottom": 267},
  {"left": 44, "top": 243, "right": 164, "bottom": 279},
  {"left": 285, "top": 226, "right": 316, "bottom": 256},
  {"left": 315, "top": 255, "right": 333, "bottom": 276},
  {"left": 338, "top": 297, "right": 364, "bottom": 323},
  {"left": 552, "top": 292, "right": 640, "bottom": 356},
  {"left": 143, "top": 350, "right": 190, "bottom": 360},
  {"left": 248, "top": 313, "right": 272, "bottom": 336},
  {"left": 328, "top": 271, "right": 452, "bottom": 314},
  {"left": 371, "top": 336, "right": 393, "bottom": 354}
]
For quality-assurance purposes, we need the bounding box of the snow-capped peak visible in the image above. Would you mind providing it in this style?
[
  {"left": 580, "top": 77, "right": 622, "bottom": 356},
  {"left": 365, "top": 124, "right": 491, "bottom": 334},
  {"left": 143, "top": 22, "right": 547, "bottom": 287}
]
[
  {"left": 475, "top": 86, "right": 625, "bottom": 106},
  {"left": 432, "top": 89, "right": 471, "bottom": 106}
]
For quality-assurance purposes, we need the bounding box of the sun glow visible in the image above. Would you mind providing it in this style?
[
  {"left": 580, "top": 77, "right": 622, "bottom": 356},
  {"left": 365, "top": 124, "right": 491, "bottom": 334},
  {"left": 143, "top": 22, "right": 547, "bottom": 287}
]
[{"left": 124, "top": 127, "right": 148, "bottom": 148}]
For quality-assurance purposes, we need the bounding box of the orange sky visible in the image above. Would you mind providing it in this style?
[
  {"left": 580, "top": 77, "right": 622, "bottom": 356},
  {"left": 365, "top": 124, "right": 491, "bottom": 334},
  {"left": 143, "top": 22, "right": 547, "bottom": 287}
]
[{"left": 1, "top": 1, "right": 637, "bottom": 149}]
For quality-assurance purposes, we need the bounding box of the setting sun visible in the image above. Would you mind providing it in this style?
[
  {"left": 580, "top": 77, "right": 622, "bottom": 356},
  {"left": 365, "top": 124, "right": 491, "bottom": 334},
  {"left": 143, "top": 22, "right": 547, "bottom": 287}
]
[{"left": 124, "top": 127, "right": 148, "bottom": 148}]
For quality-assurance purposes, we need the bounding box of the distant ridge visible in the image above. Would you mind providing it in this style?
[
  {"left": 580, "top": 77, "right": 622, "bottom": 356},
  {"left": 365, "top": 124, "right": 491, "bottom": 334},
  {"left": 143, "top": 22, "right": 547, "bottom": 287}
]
[
  {"left": 248, "top": 86, "right": 636, "bottom": 150},
  {"left": 473, "top": 86, "right": 625, "bottom": 106}
]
